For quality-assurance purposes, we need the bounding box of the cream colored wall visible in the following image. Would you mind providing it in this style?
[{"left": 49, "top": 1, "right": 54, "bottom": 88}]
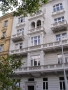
[{"left": 0, "top": 13, "right": 13, "bottom": 55}]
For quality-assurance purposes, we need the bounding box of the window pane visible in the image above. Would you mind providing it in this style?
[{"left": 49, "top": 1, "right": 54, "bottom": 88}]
[
  {"left": 60, "top": 82, "right": 62, "bottom": 89},
  {"left": 46, "top": 82, "right": 48, "bottom": 89},
  {"left": 34, "top": 40, "right": 37, "bottom": 45},
  {"left": 31, "top": 60, "right": 33, "bottom": 66},
  {"left": 28, "top": 78, "right": 34, "bottom": 81},
  {"left": 43, "top": 82, "right": 45, "bottom": 89},
  {"left": 43, "top": 78, "right": 48, "bottom": 81},
  {"left": 34, "top": 60, "right": 37, "bottom": 66},
  {"left": 63, "top": 82, "right": 65, "bottom": 89}
]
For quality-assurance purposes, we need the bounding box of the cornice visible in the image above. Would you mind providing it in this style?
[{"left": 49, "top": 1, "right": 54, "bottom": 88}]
[{"left": 0, "top": 12, "right": 13, "bottom": 21}]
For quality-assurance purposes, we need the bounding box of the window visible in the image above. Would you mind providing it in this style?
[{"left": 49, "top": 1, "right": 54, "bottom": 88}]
[
  {"left": 17, "top": 28, "right": 24, "bottom": 34},
  {"left": 15, "top": 44, "right": 18, "bottom": 49},
  {"left": 19, "top": 43, "right": 23, "bottom": 49},
  {"left": 37, "top": 20, "right": 41, "bottom": 28},
  {"left": 18, "top": 16, "right": 25, "bottom": 23},
  {"left": 53, "top": 3, "right": 63, "bottom": 12},
  {"left": 2, "top": 31, "right": 6, "bottom": 37},
  {"left": 4, "top": 20, "right": 8, "bottom": 27},
  {"left": 28, "top": 78, "right": 34, "bottom": 81},
  {"left": 31, "top": 22, "right": 35, "bottom": 28},
  {"left": 56, "top": 33, "right": 67, "bottom": 41},
  {"left": 43, "top": 78, "right": 48, "bottom": 90},
  {"left": 0, "top": 44, "right": 4, "bottom": 52},
  {"left": 31, "top": 36, "right": 40, "bottom": 46},
  {"left": 58, "top": 55, "right": 62, "bottom": 64},
  {"left": 56, "top": 34, "right": 61, "bottom": 41},
  {"left": 15, "top": 43, "right": 23, "bottom": 49},
  {"left": 31, "top": 55, "right": 40, "bottom": 66},
  {"left": 59, "top": 77, "right": 65, "bottom": 90},
  {"left": 54, "top": 16, "right": 64, "bottom": 23}
]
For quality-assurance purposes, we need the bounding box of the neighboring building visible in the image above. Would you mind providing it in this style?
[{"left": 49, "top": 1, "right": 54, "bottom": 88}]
[
  {"left": 0, "top": 13, "right": 13, "bottom": 57},
  {"left": 9, "top": 0, "right": 68, "bottom": 90}
]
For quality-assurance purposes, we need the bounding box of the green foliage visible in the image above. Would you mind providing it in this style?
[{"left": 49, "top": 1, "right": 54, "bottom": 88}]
[
  {"left": 0, "top": 54, "right": 22, "bottom": 90},
  {"left": 0, "top": 0, "right": 48, "bottom": 16}
]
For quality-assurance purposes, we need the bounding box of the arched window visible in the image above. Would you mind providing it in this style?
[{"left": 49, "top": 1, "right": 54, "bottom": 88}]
[
  {"left": 31, "top": 22, "right": 35, "bottom": 28},
  {"left": 37, "top": 20, "right": 41, "bottom": 28}
]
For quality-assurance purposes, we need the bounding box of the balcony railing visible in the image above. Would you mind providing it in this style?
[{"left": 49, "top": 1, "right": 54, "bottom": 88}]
[
  {"left": 16, "top": 22, "right": 25, "bottom": 28},
  {"left": 11, "top": 33, "right": 24, "bottom": 42},
  {"left": 10, "top": 39, "right": 68, "bottom": 55},
  {"left": 29, "top": 10, "right": 44, "bottom": 20},
  {"left": 14, "top": 63, "right": 68, "bottom": 74},
  {"left": 51, "top": 20, "right": 67, "bottom": 33},
  {"left": 28, "top": 26, "right": 45, "bottom": 34},
  {"left": 52, "top": 9, "right": 65, "bottom": 16}
]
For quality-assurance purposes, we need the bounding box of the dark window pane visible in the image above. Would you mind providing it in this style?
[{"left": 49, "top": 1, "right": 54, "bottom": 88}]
[
  {"left": 43, "top": 78, "right": 48, "bottom": 81},
  {"left": 63, "top": 82, "right": 65, "bottom": 89},
  {"left": 43, "top": 82, "right": 45, "bottom": 89},
  {"left": 46, "top": 82, "right": 48, "bottom": 89},
  {"left": 59, "top": 77, "right": 64, "bottom": 80},
  {"left": 60, "top": 82, "right": 62, "bottom": 89},
  {"left": 28, "top": 78, "right": 34, "bottom": 81}
]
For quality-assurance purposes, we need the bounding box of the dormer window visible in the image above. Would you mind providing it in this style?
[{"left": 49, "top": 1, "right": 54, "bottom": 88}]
[
  {"left": 53, "top": 3, "right": 63, "bottom": 12},
  {"left": 18, "top": 16, "right": 25, "bottom": 23}
]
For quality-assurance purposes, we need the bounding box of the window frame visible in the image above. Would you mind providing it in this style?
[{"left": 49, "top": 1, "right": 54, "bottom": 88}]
[
  {"left": 53, "top": 3, "right": 63, "bottom": 12},
  {"left": 18, "top": 16, "right": 25, "bottom": 23},
  {"left": 43, "top": 78, "right": 48, "bottom": 90},
  {"left": 31, "top": 55, "right": 40, "bottom": 66},
  {"left": 31, "top": 35, "right": 40, "bottom": 46},
  {"left": 54, "top": 16, "right": 64, "bottom": 23},
  {"left": 0, "top": 44, "right": 4, "bottom": 52},
  {"left": 59, "top": 77, "right": 65, "bottom": 90},
  {"left": 4, "top": 20, "right": 8, "bottom": 27},
  {"left": 56, "top": 33, "right": 67, "bottom": 41}
]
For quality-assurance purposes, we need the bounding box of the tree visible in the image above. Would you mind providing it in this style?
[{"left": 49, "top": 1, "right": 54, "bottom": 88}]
[
  {"left": 0, "top": 0, "right": 48, "bottom": 16},
  {"left": 0, "top": 54, "right": 22, "bottom": 90}
]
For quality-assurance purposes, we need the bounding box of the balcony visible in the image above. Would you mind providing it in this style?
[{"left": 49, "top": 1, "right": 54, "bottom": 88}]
[
  {"left": 51, "top": 20, "right": 67, "bottom": 33},
  {"left": 14, "top": 63, "right": 68, "bottom": 74},
  {"left": 52, "top": 9, "right": 65, "bottom": 16},
  {"left": 10, "top": 39, "right": 68, "bottom": 54},
  {"left": 16, "top": 22, "right": 25, "bottom": 28},
  {"left": 10, "top": 47, "right": 28, "bottom": 55},
  {"left": 28, "top": 26, "right": 46, "bottom": 35},
  {"left": 11, "top": 33, "right": 24, "bottom": 42},
  {"left": 29, "top": 10, "right": 44, "bottom": 20}
]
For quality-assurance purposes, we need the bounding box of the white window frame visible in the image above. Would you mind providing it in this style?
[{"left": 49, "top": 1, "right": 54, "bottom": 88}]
[
  {"left": 15, "top": 43, "right": 23, "bottom": 49},
  {"left": 0, "top": 44, "right": 4, "bottom": 52},
  {"left": 54, "top": 16, "right": 64, "bottom": 23},
  {"left": 2, "top": 31, "right": 6, "bottom": 37},
  {"left": 59, "top": 77, "right": 65, "bottom": 90},
  {"left": 19, "top": 43, "right": 23, "bottom": 49},
  {"left": 18, "top": 16, "right": 25, "bottom": 23},
  {"left": 17, "top": 28, "right": 24, "bottom": 34},
  {"left": 31, "top": 55, "right": 40, "bottom": 66},
  {"left": 43, "top": 78, "right": 48, "bottom": 90},
  {"left": 4, "top": 20, "right": 8, "bottom": 27},
  {"left": 53, "top": 3, "right": 63, "bottom": 12},
  {"left": 31, "top": 36, "right": 40, "bottom": 46},
  {"left": 56, "top": 33, "right": 67, "bottom": 41}
]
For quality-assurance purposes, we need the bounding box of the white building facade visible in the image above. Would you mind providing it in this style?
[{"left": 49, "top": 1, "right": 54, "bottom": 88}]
[{"left": 9, "top": 0, "right": 68, "bottom": 90}]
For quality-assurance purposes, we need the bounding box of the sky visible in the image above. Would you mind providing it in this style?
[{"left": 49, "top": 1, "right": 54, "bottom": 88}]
[{"left": 0, "top": 11, "right": 2, "bottom": 16}]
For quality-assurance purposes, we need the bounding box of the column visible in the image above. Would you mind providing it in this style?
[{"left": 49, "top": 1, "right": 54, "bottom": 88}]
[
  {"left": 27, "top": 53, "right": 31, "bottom": 66},
  {"left": 40, "top": 51, "right": 44, "bottom": 65}
]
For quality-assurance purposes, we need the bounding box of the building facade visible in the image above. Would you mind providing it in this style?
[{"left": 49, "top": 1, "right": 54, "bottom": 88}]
[
  {"left": 9, "top": 0, "right": 68, "bottom": 90},
  {"left": 0, "top": 13, "right": 13, "bottom": 57}
]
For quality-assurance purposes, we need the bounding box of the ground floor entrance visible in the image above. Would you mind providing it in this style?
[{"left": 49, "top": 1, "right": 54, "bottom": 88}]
[{"left": 28, "top": 86, "right": 34, "bottom": 90}]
